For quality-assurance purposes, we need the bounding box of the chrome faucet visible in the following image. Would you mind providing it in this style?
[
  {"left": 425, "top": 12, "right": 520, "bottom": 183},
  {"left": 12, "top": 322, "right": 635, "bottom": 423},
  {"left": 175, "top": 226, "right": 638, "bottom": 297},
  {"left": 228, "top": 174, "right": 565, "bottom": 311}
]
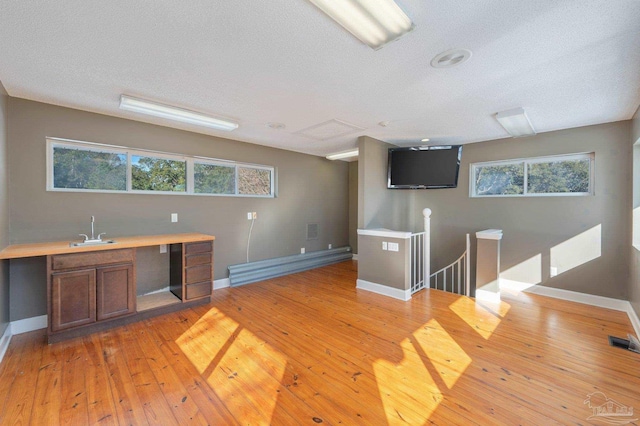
[{"left": 79, "top": 216, "right": 106, "bottom": 243}]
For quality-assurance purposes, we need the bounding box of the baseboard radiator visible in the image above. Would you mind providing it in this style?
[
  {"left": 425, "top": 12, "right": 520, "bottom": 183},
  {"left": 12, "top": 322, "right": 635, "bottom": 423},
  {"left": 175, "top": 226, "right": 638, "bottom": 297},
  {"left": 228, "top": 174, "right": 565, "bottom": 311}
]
[{"left": 228, "top": 247, "right": 352, "bottom": 287}]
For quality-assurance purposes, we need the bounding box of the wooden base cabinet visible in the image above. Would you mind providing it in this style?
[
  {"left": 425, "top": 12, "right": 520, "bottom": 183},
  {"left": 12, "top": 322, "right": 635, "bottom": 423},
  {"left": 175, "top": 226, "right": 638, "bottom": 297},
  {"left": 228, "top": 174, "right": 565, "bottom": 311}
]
[
  {"left": 48, "top": 249, "right": 136, "bottom": 336},
  {"left": 170, "top": 241, "right": 213, "bottom": 301},
  {"left": 97, "top": 264, "right": 135, "bottom": 321},
  {"left": 34, "top": 235, "right": 215, "bottom": 343},
  {"left": 51, "top": 268, "right": 97, "bottom": 332}
]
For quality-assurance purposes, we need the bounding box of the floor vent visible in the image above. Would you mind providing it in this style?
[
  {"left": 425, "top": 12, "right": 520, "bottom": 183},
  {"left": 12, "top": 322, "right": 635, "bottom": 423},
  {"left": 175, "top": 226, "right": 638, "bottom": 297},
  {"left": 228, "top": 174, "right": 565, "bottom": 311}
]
[
  {"left": 608, "top": 335, "right": 640, "bottom": 354},
  {"left": 228, "top": 246, "right": 352, "bottom": 287}
]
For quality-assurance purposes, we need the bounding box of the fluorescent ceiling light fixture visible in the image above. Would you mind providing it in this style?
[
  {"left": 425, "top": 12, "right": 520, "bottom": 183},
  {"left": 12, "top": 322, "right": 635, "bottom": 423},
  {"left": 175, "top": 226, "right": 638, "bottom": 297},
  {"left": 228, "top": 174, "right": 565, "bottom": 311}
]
[
  {"left": 119, "top": 95, "right": 238, "bottom": 131},
  {"left": 495, "top": 107, "right": 536, "bottom": 138},
  {"left": 326, "top": 148, "right": 359, "bottom": 160},
  {"left": 308, "top": 0, "right": 415, "bottom": 50}
]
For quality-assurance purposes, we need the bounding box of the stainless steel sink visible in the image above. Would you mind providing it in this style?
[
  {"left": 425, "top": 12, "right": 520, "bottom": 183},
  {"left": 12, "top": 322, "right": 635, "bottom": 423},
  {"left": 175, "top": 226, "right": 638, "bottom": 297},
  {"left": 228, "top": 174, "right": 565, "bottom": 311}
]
[
  {"left": 69, "top": 240, "right": 116, "bottom": 247},
  {"left": 71, "top": 216, "right": 115, "bottom": 247}
]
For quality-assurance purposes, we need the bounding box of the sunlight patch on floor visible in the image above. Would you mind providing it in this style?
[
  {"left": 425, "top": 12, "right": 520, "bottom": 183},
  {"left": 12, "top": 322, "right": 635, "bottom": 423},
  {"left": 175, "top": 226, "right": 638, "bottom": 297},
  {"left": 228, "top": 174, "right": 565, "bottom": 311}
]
[
  {"left": 449, "top": 296, "right": 508, "bottom": 339},
  {"left": 413, "top": 319, "right": 471, "bottom": 389},
  {"left": 176, "top": 307, "right": 286, "bottom": 423},
  {"left": 176, "top": 307, "right": 240, "bottom": 373},
  {"left": 373, "top": 337, "right": 443, "bottom": 425}
]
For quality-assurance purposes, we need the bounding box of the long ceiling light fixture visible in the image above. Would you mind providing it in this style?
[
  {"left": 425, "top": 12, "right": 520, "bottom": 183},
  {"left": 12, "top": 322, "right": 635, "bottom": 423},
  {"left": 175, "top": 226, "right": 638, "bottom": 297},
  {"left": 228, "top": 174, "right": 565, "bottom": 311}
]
[
  {"left": 326, "top": 148, "right": 359, "bottom": 160},
  {"left": 495, "top": 107, "right": 536, "bottom": 138},
  {"left": 308, "top": 0, "right": 415, "bottom": 50},
  {"left": 119, "top": 95, "right": 239, "bottom": 131}
]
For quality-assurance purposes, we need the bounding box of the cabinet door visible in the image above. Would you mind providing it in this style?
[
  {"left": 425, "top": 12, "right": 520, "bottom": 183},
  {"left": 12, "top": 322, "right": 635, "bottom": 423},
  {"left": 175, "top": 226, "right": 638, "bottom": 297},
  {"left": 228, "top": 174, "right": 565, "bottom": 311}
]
[
  {"left": 97, "top": 264, "right": 135, "bottom": 321},
  {"left": 51, "top": 269, "right": 97, "bottom": 332}
]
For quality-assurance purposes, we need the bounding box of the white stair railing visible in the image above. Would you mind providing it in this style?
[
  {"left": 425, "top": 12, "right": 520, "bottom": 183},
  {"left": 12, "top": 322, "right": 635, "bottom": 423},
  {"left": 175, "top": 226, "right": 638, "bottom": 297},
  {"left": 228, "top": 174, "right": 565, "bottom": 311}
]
[
  {"left": 429, "top": 234, "right": 471, "bottom": 297},
  {"left": 410, "top": 209, "right": 471, "bottom": 297},
  {"left": 409, "top": 209, "right": 431, "bottom": 294}
]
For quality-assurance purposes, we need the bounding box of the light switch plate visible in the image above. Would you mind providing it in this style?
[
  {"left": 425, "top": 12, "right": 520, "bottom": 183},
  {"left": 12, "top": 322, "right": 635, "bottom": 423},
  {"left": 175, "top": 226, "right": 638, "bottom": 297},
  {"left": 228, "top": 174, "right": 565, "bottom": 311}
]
[
  {"left": 171, "top": 213, "right": 178, "bottom": 222},
  {"left": 159, "top": 244, "right": 167, "bottom": 254},
  {"left": 388, "top": 242, "right": 399, "bottom": 252}
]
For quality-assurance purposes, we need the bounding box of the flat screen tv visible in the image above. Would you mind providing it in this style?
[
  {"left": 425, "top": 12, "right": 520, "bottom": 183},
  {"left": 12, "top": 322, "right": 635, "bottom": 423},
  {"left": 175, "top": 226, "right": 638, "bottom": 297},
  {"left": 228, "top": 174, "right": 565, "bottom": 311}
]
[{"left": 388, "top": 145, "right": 462, "bottom": 189}]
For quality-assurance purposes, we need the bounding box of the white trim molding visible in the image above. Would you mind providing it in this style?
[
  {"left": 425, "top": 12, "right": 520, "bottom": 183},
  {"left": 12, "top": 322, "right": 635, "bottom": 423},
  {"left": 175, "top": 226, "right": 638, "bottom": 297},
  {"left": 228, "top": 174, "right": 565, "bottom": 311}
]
[
  {"left": 356, "top": 279, "right": 411, "bottom": 301},
  {"left": 625, "top": 304, "right": 640, "bottom": 339},
  {"left": 351, "top": 254, "right": 358, "bottom": 261},
  {"left": 0, "top": 325, "right": 11, "bottom": 365},
  {"left": 11, "top": 315, "right": 47, "bottom": 335},
  {"left": 500, "top": 282, "right": 640, "bottom": 338},
  {"left": 214, "top": 278, "right": 230, "bottom": 290},
  {"left": 357, "top": 228, "right": 412, "bottom": 239},
  {"left": 523, "top": 285, "right": 630, "bottom": 311}
]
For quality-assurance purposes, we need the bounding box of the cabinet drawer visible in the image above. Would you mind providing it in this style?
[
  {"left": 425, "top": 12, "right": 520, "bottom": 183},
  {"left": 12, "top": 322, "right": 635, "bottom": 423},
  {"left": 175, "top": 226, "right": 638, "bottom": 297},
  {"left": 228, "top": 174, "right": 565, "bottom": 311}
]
[
  {"left": 185, "top": 281, "right": 212, "bottom": 300},
  {"left": 52, "top": 249, "right": 134, "bottom": 270},
  {"left": 185, "top": 241, "right": 212, "bottom": 255},
  {"left": 185, "top": 264, "right": 212, "bottom": 284},
  {"left": 185, "top": 253, "right": 212, "bottom": 267}
]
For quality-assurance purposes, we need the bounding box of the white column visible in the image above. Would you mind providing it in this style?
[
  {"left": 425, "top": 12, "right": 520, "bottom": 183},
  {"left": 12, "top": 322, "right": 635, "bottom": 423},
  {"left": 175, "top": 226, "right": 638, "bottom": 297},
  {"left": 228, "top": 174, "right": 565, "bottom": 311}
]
[
  {"left": 475, "top": 229, "right": 503, "bottom": 303},
  {"left": 423, "top": 208, "right": 431, "bottom": 288}
]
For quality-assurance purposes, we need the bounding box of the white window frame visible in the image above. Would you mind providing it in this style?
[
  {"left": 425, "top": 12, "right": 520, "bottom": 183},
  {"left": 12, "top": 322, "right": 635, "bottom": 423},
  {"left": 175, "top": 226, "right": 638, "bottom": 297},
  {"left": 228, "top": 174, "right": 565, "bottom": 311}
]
[
  {"left": 470, "top": 152, "right": 595, "bottom": 198},
  {"left": 46, "top": 137, "right": 276, "bottom": 198}
]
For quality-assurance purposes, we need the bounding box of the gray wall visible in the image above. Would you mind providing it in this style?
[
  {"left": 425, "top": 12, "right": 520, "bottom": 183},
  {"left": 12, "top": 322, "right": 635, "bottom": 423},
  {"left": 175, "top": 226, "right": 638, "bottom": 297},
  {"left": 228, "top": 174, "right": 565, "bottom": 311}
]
[
  {"left": 0, "top": 82, "right": 9, "bottom": 335},
  {"left": 358, "top": 136, "right": 414, "bottom": 232},
  {"left": 411, "top": 121, "right": 631, "bottom": 299},
  {"left": 629, "top": 106, "right": 640, "bottom": 317},
  {"left": 7, "top": 98, "right": 349, "bottom": 320},
  {"left": 348, "top": 161, "right": 358, "bottom": 254},
  {"left": 357, "top": 123, "right": 631, "bottom": 300},
  {"left": 357, "top": 234, "right": 409, "bottom": 291}
]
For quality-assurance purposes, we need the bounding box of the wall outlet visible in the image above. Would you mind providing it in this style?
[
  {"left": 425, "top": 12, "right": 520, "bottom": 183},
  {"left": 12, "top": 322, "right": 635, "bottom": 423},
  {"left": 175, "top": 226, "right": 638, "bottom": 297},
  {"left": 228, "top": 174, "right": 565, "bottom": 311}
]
[
  {"left": 247, "top": 212, "right": 252, "bottom": 220},
  {"left": 328, "top": 243, "right": 332, "bottom": 249},
  {"left": 159, "top": 244, "right": 167, "bottom": 254},
  {"left": 171, "top": 213, "right": 178, "bottom": 223},
  {"left": 388, "top": 242, "right": 399, "bottom": 252},
  {"left": 382, "top": 242, "right": 388, "bottom": 250},
  {"left": 301, "top": 248, "right": 305, "bottom": 254}
]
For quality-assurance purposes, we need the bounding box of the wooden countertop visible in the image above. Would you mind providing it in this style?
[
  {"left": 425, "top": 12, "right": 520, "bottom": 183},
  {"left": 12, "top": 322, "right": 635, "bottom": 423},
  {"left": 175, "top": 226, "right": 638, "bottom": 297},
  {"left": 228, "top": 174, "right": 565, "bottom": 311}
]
[{"left": 0, "top": 233, "right": 215, "bottom": 259}]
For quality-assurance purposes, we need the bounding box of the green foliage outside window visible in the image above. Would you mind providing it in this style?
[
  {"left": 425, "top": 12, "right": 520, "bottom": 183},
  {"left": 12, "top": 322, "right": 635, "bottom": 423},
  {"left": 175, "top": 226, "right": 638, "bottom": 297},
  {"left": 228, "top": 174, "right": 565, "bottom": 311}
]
[
  {"left": 53, "top": 147, "right": 126, "bottom": 190},
  {"left": 473, "top": 155, "right": 592, "bottom": 197},
  {"left": 527, "top": 159, "right": 589, "bottom": 193},
  {"left": 194, "top": 163, "right": 235, "bottom": 194},
  {"left": 475, "top": 163, "right": 524, "bottom": 195},
  {"left": 131, "top": 155, "right": 186, "bottom": 192},
  {"left": 50, "top": 140, "right": 274, "bottom": 197}
]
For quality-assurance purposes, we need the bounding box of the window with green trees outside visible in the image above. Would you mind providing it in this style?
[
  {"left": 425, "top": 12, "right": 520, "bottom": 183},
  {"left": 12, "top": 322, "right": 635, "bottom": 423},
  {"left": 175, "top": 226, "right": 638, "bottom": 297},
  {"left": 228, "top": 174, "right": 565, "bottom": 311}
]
[
  {"left": 470, "top": 153, "right": 594, "bottom": 197},
  {"left": 48, "top": 138, "right": 275, "bottom": 197}
]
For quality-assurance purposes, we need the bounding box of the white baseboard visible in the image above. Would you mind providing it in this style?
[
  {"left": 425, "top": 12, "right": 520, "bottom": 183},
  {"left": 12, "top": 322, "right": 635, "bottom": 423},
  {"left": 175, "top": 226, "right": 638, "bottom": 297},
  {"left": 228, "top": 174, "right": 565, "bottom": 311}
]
[
  {"left": 522, "top": 284, "right": 630, "bottom": 311},
  {"left": 214, "top": 278, "right": 230, "bottom": 290},
  {"left": 502, "top": 280, "right": 640, "bottom": 338},
  {"left": 626, "top": 304, "right": 640, "bottom": 339},
  {"left": 0, "top": 324, "right": 11, "bottom": 365},
  {"left": 356, "top": 279, "right": 411, "bottom": 301},
  {"left": 11, "top": 314, "right": 47, "bottom": 335},
  {"left": 351, "top": 254, "right": 358, "bottom": 261}
]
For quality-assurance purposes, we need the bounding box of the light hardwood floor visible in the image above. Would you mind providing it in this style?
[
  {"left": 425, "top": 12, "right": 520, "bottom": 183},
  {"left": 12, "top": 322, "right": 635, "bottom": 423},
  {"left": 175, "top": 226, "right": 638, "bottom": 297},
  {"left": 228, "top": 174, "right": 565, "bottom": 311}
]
[{"left": 0, "top": 260, "right": 639, "bottom": 425}]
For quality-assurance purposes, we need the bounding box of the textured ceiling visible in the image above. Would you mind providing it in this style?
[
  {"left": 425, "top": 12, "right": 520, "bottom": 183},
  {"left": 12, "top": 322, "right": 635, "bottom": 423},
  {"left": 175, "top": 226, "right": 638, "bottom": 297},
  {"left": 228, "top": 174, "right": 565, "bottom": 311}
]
[{"left": 1, "top": 0, "right": 639, "bottom": 157}]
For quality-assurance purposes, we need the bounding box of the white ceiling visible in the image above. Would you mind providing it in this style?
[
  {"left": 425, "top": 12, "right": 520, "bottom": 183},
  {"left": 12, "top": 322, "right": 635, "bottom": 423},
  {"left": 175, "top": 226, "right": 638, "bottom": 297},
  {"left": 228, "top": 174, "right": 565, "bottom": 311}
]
[{"left": 1, "top": 0, "right": 639, "bottom": 157}]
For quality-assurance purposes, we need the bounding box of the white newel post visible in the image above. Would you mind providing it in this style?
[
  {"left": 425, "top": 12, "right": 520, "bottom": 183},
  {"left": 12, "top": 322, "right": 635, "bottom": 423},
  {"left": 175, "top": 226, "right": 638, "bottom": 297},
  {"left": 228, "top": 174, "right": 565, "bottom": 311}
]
[{"left": 423, "top": 208, "right": 431, "bottom": 289}]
